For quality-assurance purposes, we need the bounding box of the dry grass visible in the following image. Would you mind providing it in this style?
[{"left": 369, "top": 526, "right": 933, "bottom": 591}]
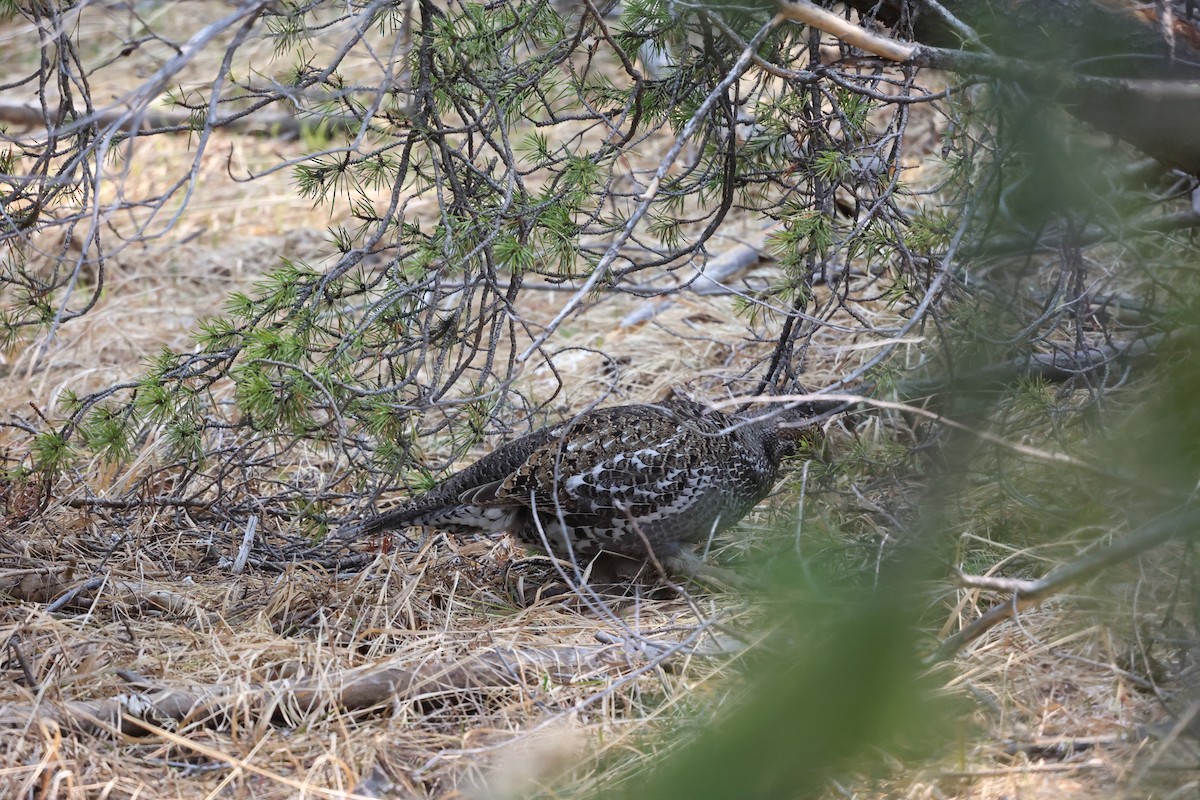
[{"left": 1, "top": 6, "right": 1196, "bottom": 800}]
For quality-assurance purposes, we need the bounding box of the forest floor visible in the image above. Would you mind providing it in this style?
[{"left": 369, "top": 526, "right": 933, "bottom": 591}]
[{"left": 0, "top": 4, "right": 1195, "bottom": 799}]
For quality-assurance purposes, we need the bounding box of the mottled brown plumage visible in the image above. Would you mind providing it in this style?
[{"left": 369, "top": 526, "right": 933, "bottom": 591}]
[{"left": 349, "top": 394, "right": 844, "bottom": 578}]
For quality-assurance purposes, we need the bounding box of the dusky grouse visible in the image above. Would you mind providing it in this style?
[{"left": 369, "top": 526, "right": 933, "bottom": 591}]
[{"left": 350, "top": 394, "right": 845, "bottom": 580}]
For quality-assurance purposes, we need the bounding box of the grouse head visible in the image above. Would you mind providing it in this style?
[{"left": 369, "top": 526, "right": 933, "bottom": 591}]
[{"left": 749, "top": 397, "right": 853, "bottom": 465}]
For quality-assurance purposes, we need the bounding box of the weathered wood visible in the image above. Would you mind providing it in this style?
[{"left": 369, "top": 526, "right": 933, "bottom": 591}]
[{"left": 0, "top": 642, "right": 675, "bottom": 737}]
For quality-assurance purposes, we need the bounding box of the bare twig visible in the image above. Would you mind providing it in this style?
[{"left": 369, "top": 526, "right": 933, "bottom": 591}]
[
  {"left": 231, "top": 515, "right": 258, "bottom": 575},
  {"left": 0, "top": 100, "right": 358, "bottom": 138},
  {"left": 927, "top": 510, "right": 1198, "bottom": 662},
  {"left": 777, "top": 0, "right": 916, "bottom": 61},
  {"left": 722, "top": 393, "right": 1096, "bottom": 473},
  {"left": 779, "top": 0, "right": 1200, "bottom": 104},
  {"left": 44, "top": 576, "right": 107, "bottom": 614}
]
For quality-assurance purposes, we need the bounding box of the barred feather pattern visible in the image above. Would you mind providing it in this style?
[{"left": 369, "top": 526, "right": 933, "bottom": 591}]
[{"left": 352, "top": 396, "right": 838, "bottom": 563}]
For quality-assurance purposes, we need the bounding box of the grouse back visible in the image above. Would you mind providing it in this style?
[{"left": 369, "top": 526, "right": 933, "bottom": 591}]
[{"left": 352, "top": 395, "right": 839, "bottom": 565}]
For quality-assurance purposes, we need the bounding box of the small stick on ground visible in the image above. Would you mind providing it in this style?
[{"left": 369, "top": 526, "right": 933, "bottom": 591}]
[{"left": 927, "top": 510, "right": 1195, "bottom": 662}]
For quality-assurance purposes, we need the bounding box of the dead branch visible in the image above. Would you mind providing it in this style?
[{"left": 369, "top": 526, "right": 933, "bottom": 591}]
[
  {"left": 619, "top": 225, "right": 781, "bottom": 327},
  {"left": 728, "top": 392, "right": 1096, "bottom": 473},
  {"left": 2, "top": 642, "right": 666, "bottom": 738},
  {"left": 0, "top": 565, "right": 73, "bottom": 604},
  {"left": 39, "top": 578, "right": 205, "bottom": 617},
  {"left": 0, "top": 100, "right": 359, "bottom": 140},
  {"left": 926, "top": 510, "right": 1197, "bottom": 662},
  {"left": 777, "top": 0, "right": 916, "bottom": 61}
]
